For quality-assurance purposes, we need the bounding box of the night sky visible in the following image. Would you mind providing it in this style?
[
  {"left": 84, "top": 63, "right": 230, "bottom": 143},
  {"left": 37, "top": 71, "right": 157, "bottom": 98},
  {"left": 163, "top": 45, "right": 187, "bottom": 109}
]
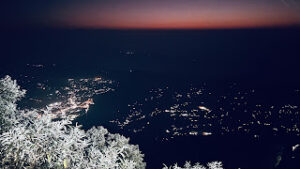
[{"left": 2, "top": 0, "right": 300, "bottom": 29}]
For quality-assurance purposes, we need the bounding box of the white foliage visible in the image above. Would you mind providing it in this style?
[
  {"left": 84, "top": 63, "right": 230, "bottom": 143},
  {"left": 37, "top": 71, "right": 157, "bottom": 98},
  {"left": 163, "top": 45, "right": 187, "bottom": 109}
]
[
  {"left": 162, "top": 161, "right": 223, "bottom": 169},
  {"left": 0, "top": 75, "right": 26, "bottom": 133},
  {"left": 0, "top": 76, "right": 146, "bottom": 169},
  {"left": 0, "top": 75, "right": 26, "bottom": 104},
  {"left": 206, "top": 161, "right": 223, "bottom": 169}
]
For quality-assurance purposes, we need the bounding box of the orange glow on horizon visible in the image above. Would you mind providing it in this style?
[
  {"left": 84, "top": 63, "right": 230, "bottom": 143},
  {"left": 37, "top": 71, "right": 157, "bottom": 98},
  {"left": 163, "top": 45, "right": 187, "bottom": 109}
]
[
  {"left": 58, "top": 19, "right": 299, "bottom": 30},
  {"left": 48, "top": 1, "right": 300, "bottom": 30},
  {"left": 53, "top": 15, "right": 300, "bottom": 30}
]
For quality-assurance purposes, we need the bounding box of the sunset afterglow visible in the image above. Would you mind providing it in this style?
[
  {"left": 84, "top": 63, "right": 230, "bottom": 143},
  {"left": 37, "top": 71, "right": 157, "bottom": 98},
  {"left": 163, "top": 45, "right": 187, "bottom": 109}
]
[
  {"left": 50, "top": 0, "right": 300, "bottom": 29},
  {"left": 2, "top": 0, "right": 300, "bottom": 29}
]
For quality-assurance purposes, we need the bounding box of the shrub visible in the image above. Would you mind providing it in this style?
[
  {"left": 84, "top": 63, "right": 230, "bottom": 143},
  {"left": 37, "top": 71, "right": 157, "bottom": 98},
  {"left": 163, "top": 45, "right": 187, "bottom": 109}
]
[
  {"left": 0, "top": 76, "right": 145, "bottom": 169},
  {"left": 162, "top": 161, "right": 223, "bottom": 169}
]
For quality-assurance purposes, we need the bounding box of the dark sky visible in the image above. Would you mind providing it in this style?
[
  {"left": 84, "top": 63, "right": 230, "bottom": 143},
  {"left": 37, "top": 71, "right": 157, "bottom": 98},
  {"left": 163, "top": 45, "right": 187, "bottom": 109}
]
[{"left": 2, "top": 0, "right": 300, "bottom": 29}]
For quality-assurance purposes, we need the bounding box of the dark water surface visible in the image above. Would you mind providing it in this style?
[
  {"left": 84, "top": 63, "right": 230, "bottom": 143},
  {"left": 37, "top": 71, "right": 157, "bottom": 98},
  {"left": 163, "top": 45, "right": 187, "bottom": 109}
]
[{"left": 1, "top": 28, "right": 300, "bottom": 169}]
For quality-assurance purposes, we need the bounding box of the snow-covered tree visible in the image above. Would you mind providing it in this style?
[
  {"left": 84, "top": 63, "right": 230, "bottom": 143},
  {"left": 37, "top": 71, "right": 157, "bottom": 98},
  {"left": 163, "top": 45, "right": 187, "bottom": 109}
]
[
  {"left": 0, "top": 76, "right": 146, "bottom": 169},
  {"left": 162, "top": 161, "right": 223, "bottom": 169},
  {"left": 0, "top": 75, "right": 26, "bottom": 133}
]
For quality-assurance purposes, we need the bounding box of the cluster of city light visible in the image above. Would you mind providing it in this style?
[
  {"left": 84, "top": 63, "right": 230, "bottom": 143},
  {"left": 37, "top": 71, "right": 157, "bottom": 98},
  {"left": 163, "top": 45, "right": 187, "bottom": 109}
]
[
  {"left": 18, "top": 65, "right": 115, "bottom": 119},
  {"left": 110, "top": 85, "right": 300, "bottom": 141}
]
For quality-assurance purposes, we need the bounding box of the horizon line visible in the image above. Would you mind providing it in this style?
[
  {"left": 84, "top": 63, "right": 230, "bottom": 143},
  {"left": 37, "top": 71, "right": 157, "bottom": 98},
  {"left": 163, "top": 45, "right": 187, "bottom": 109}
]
[{"left": 2, "top": 24, "right": 300, "bottom": 32}]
